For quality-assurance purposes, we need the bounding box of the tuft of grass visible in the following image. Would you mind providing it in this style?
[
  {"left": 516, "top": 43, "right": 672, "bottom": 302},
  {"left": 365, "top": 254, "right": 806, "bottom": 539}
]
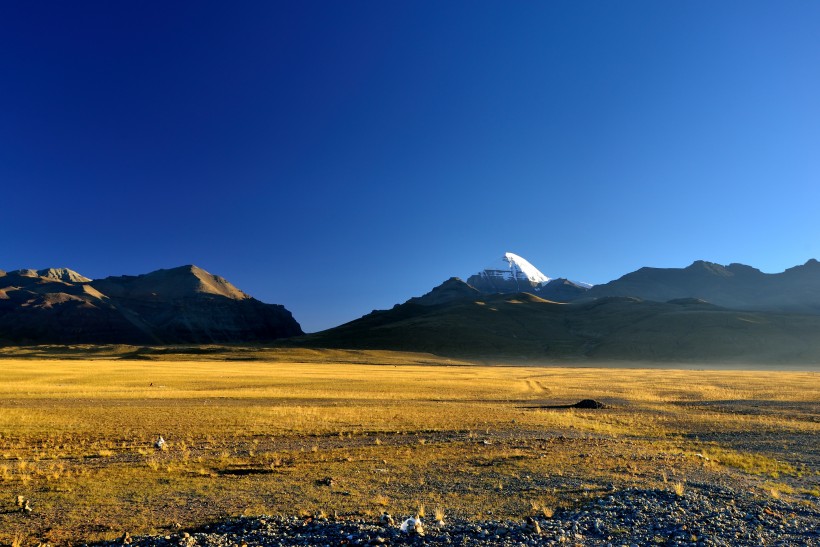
[
  {"left": 701, "top": 447, "right": 799, "bottom": 478},
  {"left": 11, "top": 532, "right": 27, "bottom": 547},
  {"left": 672, "top": 481, "right": 685, "bottom": 497},
  {"left": 530, "top": 500, "right": 555, "bottom": 518}
]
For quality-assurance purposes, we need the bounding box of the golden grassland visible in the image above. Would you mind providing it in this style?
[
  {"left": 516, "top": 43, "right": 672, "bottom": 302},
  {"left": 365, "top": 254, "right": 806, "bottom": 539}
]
[{"left": 0, "top": 348, "right": 817, "bottom": 545}]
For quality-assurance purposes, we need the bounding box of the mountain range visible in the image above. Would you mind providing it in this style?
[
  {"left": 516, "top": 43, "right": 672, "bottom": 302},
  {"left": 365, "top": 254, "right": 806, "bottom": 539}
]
[
  {"left": 0, "top": 266, "right": 302, "bottom": 345},
  {"left": 587, "top": 259, "right": 820, "bottom": 315},
  {"left": 294, "top": 254, "right": 820, "bottom": 364},
  {"left": 4, "top": 254, "right": 820, "bottom": 364},
  {"left": 295, "top": 280, "right": 820, "bottom": 363},
  {"left": 464, "top": 253, "right": 820, "bottom": 315}
]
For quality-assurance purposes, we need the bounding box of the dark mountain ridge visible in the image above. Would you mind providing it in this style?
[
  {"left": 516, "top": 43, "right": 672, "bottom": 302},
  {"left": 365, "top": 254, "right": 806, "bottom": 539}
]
[
  {"left": 0, "top": 265, "right": 302, "bottom": 345},
  {"left": 588, "top": 259, "right": 820, "bottom": 314},
  {"left": 296, "top": 274, "right": 820, "bottom": 364}
]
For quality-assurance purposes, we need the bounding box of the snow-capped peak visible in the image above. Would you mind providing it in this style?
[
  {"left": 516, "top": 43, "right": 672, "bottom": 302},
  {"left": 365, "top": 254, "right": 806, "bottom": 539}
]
[{"left": 482, "top": 252, "right": 551, "bottom": 285}]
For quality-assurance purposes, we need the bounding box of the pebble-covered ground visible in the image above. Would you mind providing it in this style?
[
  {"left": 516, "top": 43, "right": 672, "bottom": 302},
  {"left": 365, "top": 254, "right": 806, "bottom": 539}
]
[{"left": 96, "top": 483, "right": 819, "bottom": 547}]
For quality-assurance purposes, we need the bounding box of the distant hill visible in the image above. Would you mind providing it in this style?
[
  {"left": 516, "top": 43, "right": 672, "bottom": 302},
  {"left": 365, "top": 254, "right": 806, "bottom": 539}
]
[
  {"left": 588, "top": 259, "right": 820, "bottom": 315},
  {"left": 0, "top": 265, "right": 302, "bottom": 345},
  {"left": 295, "top": 278, "right": 820, "bottom": 364}
]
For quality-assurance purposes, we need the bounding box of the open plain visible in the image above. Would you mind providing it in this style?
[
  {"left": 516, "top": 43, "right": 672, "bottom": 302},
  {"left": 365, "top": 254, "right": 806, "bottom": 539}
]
[{"left": 0, "top": 347, "right": 818, "bottom": 545}]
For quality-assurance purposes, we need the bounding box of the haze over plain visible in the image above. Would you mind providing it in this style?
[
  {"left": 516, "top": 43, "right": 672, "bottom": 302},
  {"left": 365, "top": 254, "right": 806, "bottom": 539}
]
[{"left": 2, "top": 2, "right": 819, "bottom": 332}]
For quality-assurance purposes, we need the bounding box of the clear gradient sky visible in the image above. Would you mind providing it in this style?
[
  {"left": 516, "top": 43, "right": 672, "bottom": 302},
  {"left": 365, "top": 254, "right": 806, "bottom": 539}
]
[{"left": 2, "top": 2, "right": 819, "bottom": 332}]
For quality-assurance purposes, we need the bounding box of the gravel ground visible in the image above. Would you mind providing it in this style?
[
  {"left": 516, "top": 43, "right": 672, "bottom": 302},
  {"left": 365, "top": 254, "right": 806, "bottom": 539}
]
[{"left": 94, "top": 484, "right": 819, "bottom": 547}]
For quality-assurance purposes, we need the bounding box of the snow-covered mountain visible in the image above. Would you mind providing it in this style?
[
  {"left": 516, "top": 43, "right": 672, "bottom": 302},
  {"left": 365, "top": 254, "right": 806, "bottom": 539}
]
[
  {"left": 470, "top": 252, "right": 550, "bottom": 291},
  {"left": 466, "top": 252, "right": 591, "bottom": 301}
]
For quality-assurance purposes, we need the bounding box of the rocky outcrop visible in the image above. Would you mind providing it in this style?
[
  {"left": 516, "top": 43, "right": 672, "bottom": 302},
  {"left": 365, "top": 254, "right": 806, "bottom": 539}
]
[{"left": 0, "top": 265, "right": 302, "bottom": 345}]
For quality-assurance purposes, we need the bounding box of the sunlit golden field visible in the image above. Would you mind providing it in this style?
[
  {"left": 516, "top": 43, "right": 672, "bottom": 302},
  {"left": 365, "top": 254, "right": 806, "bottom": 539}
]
[{"left": 0, "top": 349, "right": 817, "bottom": 545}]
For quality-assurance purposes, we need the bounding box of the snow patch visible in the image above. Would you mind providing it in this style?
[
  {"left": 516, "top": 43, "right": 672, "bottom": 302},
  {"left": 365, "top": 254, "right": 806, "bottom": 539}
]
[{"left": 481, "top": 252, "right": 551, "bottom": 285}]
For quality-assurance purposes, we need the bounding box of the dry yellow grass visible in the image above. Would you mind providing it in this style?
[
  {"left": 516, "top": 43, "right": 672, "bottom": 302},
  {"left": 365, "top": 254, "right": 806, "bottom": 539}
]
[{"left": 0, "top": 350, "right": 817, "bottom": 545}]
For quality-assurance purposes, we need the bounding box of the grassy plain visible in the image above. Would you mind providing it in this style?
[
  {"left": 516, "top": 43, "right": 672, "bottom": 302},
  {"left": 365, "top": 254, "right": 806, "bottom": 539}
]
[{"left": 0, "top": 348, "right": 817, "bottom": 545}]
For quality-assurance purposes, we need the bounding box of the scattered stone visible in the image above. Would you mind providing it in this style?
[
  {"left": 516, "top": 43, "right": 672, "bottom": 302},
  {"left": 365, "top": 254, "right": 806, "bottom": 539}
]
[
  {"left": 15, "top": 495, "right": 25, "bottom": 507},
  {"left": 120, "top": 532, "right": 132, "bottom": 545},
  {"left": 154, "top": 436, "right": 166, "bottom": 450},
  {"left": 400, "top": 516, "right": 424, "bottom": 536},
  {"left": 22, "top": 499, "right": 32, "bottom": 514},
  {"left": 524, "top": 516, "right": 541, "bottom": 534},
  {"left": 88, "top": 485, "right": 820, "bottom": 546},
  {"left": 379, "top": 512, "right": 395, "bottom": 526}
]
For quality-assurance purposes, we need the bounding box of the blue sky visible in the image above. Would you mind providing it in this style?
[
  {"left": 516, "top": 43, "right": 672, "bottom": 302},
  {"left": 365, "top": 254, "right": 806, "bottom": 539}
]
[{"left": 2, "top": 2, "right": 819, "bottom": 332}]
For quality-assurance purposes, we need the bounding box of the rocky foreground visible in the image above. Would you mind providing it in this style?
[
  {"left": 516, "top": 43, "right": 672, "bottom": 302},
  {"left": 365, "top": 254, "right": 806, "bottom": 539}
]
[{"left": 96, "top": 484, "right": 819, "bottom": 547}]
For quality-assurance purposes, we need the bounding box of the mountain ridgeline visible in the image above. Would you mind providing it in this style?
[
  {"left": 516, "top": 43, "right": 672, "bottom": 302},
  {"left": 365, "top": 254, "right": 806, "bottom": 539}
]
[
  {"left": 5, "top": 254, "right": 820, "bottom": 364},
  {"left": 0, "top": 266, "right": 302, "bottom": 345},
  {"left": 296, "top": 255, "right": 820, "bottom": 364},
  {"left": 587, "top": 259, "right": 820, "bottom": 315},
  {"left": 465, "top": 253, "right": 820, "bottom": 314}
]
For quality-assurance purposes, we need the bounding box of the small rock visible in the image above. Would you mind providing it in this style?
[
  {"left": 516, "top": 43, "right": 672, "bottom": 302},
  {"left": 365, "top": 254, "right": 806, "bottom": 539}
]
[
  {"left": 379, "top": 512, "right": 395, "bottom": 526},
  {"left": 524, "top": 516, "right": 541, "bottom": 534},
  {"left": 400, "top": 516, "right": 424, "bottom": 536}
]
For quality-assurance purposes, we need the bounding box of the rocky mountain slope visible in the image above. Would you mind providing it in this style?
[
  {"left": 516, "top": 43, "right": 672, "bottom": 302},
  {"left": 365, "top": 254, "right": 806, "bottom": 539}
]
[{"left": 0, "top": 265, "right": 302, "bottom": 344}]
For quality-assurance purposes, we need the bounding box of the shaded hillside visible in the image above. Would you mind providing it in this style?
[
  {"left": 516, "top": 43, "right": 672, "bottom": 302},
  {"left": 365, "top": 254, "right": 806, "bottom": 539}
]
[
  {"left": 536, "top": 278, "right": 590, "bottom": 302},
  {"left": 296, "top": 279, "right": 820, "bottom": 364},
  {"left": 0, "top": 266, "right": 302, "bottom": 345},
  {"left": 404, "top": 277, "right": 481, "bottom": 306},
  {"left": 588, "top": 259, "right": 820, "bottom": 314}
]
